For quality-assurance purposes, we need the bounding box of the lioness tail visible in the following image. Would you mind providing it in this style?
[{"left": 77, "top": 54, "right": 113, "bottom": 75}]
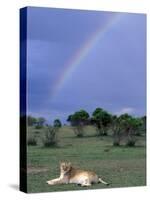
[{"left": 98, "top": 177, "right": 109, "bottom": 185}]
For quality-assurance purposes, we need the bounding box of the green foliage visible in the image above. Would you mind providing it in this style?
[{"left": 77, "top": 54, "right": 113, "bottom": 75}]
[
  {"left": 42, "top": 126, "right": 58, "bottom": 147},
  {"left": 121, "top": 115, "right": 142, "bottom": 147},
  {"left": 73, "top": 126, "right": 85, "bottom": 137},
  {"left": 111, "top": 114, "right": 143, "bottom": 147},
  {"left": 126, "top": 137, "right": 136, "bottom": 147},
  {"left": 111, "top": 115, "right": 123, "bottom": 146},
  {"left": 119, "top": 114, "right": 142, "bottom": 133},
  {"left": 67, "top": 115, "right": 73, "bottom": 122},
  {"left": 27, "top": 135, "right": 37, "bottom": 146},
  {"left": 141, "top": 116, "right": 146, "bottom": 129},
  {"left": 34, "top": 117, "right": 46, "bottom": 129},
  {"left": 35, "top": 117, "right": 46, "bottom": 128},
  {"left": 136, "top": 116, "right": 146, "bottom": 136},
  {"left": 27, "top": 116, "right": 37, "bottom": 126},
  {"left": 67, "top": 109, "right": 89, "bottom": 137},
  {"left": 92, "top": 108, "right": 112, "bottom": 136},
  {"left": 34, "top": 130, "right": 40, "bottom": 134},
  {"left": 113, "top": 140, "right": 120, "bottom": 146},
  {"left": 27, "top": 109, "right": 145, "bottom": 147},
  {"left": 35, "top": 125, "right": 43, "bottom": 129},
  {"left": 27, "top": 116, "right": 46, "bottom": 128},
  {"left": 53, "top": 119, "right": 62, "bottom": 128},
  {"left": 71, "top": 110, "right": 89, "bottom": 125}
]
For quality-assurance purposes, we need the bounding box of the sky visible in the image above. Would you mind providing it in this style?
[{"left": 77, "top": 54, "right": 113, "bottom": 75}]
[{"left": 26, "top": 7, "right": 146, "bottom": 124}]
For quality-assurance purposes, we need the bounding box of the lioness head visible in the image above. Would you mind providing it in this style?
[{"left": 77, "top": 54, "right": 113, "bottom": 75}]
[{"left": 60, "top": 162, "right": 72, "bottom": 174}]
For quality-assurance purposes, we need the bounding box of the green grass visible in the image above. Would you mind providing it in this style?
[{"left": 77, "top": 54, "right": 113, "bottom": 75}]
[{"left": 27, "top": 126, "right": 146, "bottom": 193}]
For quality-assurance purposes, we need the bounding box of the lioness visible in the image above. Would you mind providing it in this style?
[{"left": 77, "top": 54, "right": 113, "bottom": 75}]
[{"left": 47, "top": 162, "right": 109, "bottom": 187}]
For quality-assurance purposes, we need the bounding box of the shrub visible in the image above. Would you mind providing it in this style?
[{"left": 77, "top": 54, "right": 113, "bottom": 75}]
[
  {"left": 35, "top": 125, "right": 42, "bottom": 129},
  {"left": 125, "top": 137, "right": 136, "bottom": 147},
  {"left": 34, "top": 130, "right": 40, "bottom": 134},
  {"left": 42, "top": 126, "right": 58, "bottom": 147},
  {"left": 91, "top": 108, "right": 112, "bottom": 137},
  {"left": 27, "top": 136, "right": 37, "bottom": 146},
  {"left": 135, "top": 131, "right": 142, "bottom": 136},
  {"left": 113, "top": 141, "right": 120, "bottom": 146},
  {"left": 94, "top": 126, "right": 108, "bottom": 137},
  {"left": 67, "top": 110, "right": 89, "bottom": 137},
  {"left": 53, "top": 119, "right": 62, "bottom": 128},
  {"left": 73, "top": 126, "right": 85, "bottom": 137}
]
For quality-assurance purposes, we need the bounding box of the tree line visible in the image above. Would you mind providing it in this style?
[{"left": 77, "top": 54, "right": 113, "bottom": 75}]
[
  {"left": 27, "top": 116, "right": 62, "bottom": 128},
  {"left": 26, "top": 107, "right": 146, "bottom": 147},
  {"left": 67, "top": 108, "right": 146, "bottom": 146}
]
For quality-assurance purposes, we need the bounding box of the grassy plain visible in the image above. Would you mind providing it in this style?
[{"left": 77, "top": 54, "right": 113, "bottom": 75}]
[{"left": 27, "top": 126, "right": 146, "bottom": 193}]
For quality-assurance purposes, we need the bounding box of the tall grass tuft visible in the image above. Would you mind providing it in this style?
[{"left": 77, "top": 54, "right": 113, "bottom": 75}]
[
  {"left": 126, "top": 136, "right": 136, "bottom": 147},
  {"left": 27, "top": 135, "right": 37, "bottom": 146},
  {"left": 42, "top": 126, "right": 58, "bottom": 147}
]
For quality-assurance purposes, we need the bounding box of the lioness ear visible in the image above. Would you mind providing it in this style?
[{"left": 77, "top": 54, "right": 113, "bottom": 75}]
[{"left": 68, "top": 162, "right": 72, "bottom": 167}]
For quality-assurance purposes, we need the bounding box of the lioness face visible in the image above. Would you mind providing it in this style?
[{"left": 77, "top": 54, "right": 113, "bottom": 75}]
[{"left": 60, "top": 162, "right": 72, "bottom": 174}]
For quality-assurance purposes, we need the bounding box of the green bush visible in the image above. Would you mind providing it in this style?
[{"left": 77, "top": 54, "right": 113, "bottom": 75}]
[
  {"left": 67, "top": 110, "right": 89, "bottom": 137},
  {"left": 27, "top": 136, "right": 37, "bottom": 146},
  {"left": 113, "top": 140, "right": 120, "bottom": 146},
  {"left": 35, "top": 125, "right": 42, "bottom": 129},
  {"left": 126, "top": 137, "right": 136, "bottom": 147},
  {"left": 42, "top": 126, "right": 58, "bottom": 147},
  {"left": 53, "top": 119, "right": 62, "bottom": 128},
  {"left": 34, "top": 130, "right": 40, "bottom": 134},
  {"left": 73, "top": 126, "right": 85, "bottom": 137}
]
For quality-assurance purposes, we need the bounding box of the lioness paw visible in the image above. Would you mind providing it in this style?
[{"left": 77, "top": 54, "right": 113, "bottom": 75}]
[{"left": 47, "top": 180, "right": 54, "bottom": 185}]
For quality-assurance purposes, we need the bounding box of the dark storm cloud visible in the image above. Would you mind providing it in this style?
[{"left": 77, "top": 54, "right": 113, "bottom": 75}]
[{"left": 26, "top": 7, "right": 146, "bottom": 123}]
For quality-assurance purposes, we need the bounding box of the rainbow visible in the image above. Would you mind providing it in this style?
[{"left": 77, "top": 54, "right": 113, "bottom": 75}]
[{"left": 51, "top": 12, "right": 122, "bottom": 99}]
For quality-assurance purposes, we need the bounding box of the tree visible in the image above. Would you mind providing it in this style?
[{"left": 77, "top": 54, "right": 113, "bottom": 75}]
[
  {"left": 27, "top": 115, "right": 37, "bottom": 126},
  {"left": 53, "top": 119, "right": 62, "bottom": 128},
  {"left": 67, "top": 109, "right": 89, "bottom": 137},
  {"left": 140, "top": 116, "right": 146, "bottom": 135},
  {"left": 121, "top": 115, "right": 142, "bottom": 146},
  {"left": 112, "top": 114, "right": 143, "bottom": 147},
  {"left": 67, "top": 115, "right": 73, "bottom": 125},
  {"left": 42, "top": 125, "right": 58, "bottom": 147},
  {"left": 36, "top": 117, "right": 46, "bottom": 128},
  {"left": 92, "top": 108, "right": 112, "bottom": 136},
  {"left": 71, "top": 109, "right": 89, "bottom": 125},
  {"left": 111, "top": 115, "right": 123, "bottom": 146}
]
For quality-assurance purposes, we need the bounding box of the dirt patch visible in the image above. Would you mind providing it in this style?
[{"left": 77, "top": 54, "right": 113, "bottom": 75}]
[{"left": 27, "top": 166, "right": 49, "bottom": 174}]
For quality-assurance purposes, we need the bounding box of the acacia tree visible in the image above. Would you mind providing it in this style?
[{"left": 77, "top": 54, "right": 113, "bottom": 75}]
[
  {"left": 139, "top": 116, "right": 146, "bottom": 135},
  {"left": 67, "top": 110, "right": 89, "bottom": 137},
  {"left": 53, "top": 119, "right": 62, "bottom": 128},
  {"left": 111, "top": 114, "right": 143, "bottom": 147},
  {"left": 110, "top": 115, "right": 124, "bottom": 146},
  {"left": 91, "top": 108, "right": 112, "bottom": 137},
  {"left": 120, "top": 114, "right": 143, "bottom": 146},
  {"left": 27, "top": 115, "right": 37, "bottom": 126},
  {"left": 67, "top": 115, "right": 73, "bottom": 125},
  {"left": 35, "top": 117, "right": 46, "bottom": 128}
]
